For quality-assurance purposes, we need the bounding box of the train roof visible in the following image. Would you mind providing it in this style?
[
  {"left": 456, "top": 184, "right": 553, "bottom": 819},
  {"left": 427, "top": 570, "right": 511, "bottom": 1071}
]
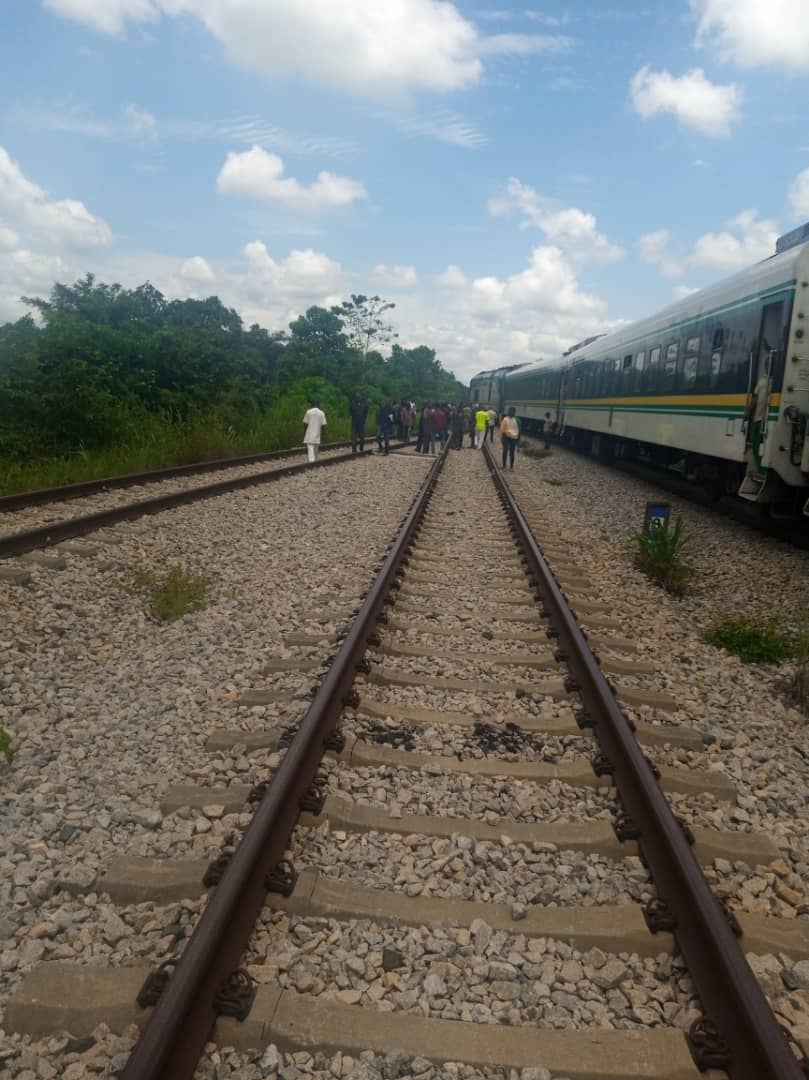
[
  {"left": 506, "top": 233, "right": 809, "bottom": 380},
  {"left": 470, "top": 363, "right": 529, "bottom": 381}
]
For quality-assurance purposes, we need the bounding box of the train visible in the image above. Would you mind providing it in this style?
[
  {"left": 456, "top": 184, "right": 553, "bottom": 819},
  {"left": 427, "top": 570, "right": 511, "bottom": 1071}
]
[{"left": 470, "top": 223, "right": 809, "bottom": 516}]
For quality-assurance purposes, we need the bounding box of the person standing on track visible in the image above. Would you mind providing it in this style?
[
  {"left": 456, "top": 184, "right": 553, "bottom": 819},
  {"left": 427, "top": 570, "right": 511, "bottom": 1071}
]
[
  {"left": 500, "top": 406, "right": 519, "bottom": 470},
  {"left": 303, "top": 400, "right": 327, "bottom": 463},
  {"left": 486, "top": 406, "right": 498, "bottom": 444},
  {"left": 349, "top": 393, "right": 368, "bottom": 454},
  {"left": 467, "top": 403, "right": 476, "bottom": 448},
  {"left": 400, "top": 401, "right": 414, "bottom": 445},
  {"left": 543, "top": 411, "right": 553, "bottom": 450},
  {"left": 475, "top": 404, "right": 489, "bottom": 449},
  {"left": 451, "top": 403, "right": 465, "bottom": 449},
  {"left": 376, "top": 400, "right": 395, "bottom": 455}
]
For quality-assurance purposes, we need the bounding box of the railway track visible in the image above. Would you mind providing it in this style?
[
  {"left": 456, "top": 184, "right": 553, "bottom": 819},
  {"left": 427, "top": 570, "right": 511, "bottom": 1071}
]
[
  {"left": 0, "top": 441, "right": 361, "bottom": 513},
  {"left": 5, "top": 444, "right": 808, "bottom": 1079},
  {"left": 0, "top": 443, "right": 370, "bottom": 563}
]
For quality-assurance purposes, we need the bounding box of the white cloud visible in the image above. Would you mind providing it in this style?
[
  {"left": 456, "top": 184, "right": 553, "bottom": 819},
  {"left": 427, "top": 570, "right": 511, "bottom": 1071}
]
[
  {"left": 382, "top": 110, "right": 487, "bottom": 149},
  {"left": 43, "top": 0, "right": 161, "bottom": 34},
  {"left": 691, "top": 209, "right": 777, "bottom": 269},
  {"left": 691, "top": 0, "right": 809, "bottom": 71},
  {"left": 180, "top": 256, "right": 216, "bottom": 284},
  {"left": 639, "top": 210, "right": 778, "bottom": 283},
  {"left": 42, "top": 0, "right": 571, "bottom": 99},
  {"left": 630, "top": 66, "right": 741, "bottom": 137},
  {"left": 673, "top": 284, "right": 699, "bottom": 299},
  {"left": 0, "top": 248, "right": 71, "bottom": 321},
  {"left": 437, "top": 265, "right": 468, "bottom": 288},
  {"left": 0, "top": 226, "right": 19, "bottom": 251},
  {"left": 477, "top": 32, "right": 571, "bottom": 56},
  {"left": 0, "top": 145, "right": 112, "bottom": 249},
  {"left": 392, "top": 244, "right": 612, "bottom": 381},
  {"left": 488, "top": 178, "right": 624, "bottom": 263},
  {"left": 372, "top": 264, "right": 418, "bottom": 287},
  {"left": 123, "top": 103, "right": 157, "bottom": 138},
  {"left": 216, "top": 147, "right": 367, "bottom": 212},
  {"left": 11, "top": 102, "right": 158, "bottom": 141},
  {"left": 242, "top": 242, "right": 343, "bottom": 305},
  {"left": 637, "top": 229, "right": 685, "bottom": 279},
  {"left": 788, "top": 168, "right": 809, "bottom": 220}
]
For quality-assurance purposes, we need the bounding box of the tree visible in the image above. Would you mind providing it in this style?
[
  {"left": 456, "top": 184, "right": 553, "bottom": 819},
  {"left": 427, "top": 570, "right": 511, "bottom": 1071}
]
[{"left": 331, "top": 294, "right": 397, "bottom": 359}]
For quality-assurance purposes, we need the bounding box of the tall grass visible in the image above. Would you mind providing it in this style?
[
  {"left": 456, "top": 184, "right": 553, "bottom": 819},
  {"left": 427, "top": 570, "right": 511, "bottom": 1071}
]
[{"left": 0, "top": 389, "right": 352, "bottom": 495}]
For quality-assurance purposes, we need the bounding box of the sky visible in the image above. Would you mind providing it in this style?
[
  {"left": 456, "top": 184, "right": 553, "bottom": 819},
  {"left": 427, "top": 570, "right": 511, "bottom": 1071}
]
[{"left": 1, "top": 0, "right": 808, "bottom": 384}]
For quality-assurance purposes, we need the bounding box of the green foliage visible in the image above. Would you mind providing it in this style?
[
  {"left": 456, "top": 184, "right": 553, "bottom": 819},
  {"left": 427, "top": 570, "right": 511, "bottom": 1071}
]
[
  {"left": 0, "top": 275, "right": 465, "bottom": 493},
  {"left": 132, "top": 565, "right": 209, "bottom": 622},
  {"left": 523, "top": 445, "right": 553, "bottom": 460},
  {"left": 634, "top": 515, "right": 695, "bottom": 596},
  {"left": 706, "top": 616, "right": 809, "bottom": 664},
  {"left": 331, "top": 294, "right": 396, "bottom": 358},
  {"left": 0, "top": 727, "right": 13, "bottom": 765},
  {"left": 543, "top": 477, "right": 564, "bottom": 486}
]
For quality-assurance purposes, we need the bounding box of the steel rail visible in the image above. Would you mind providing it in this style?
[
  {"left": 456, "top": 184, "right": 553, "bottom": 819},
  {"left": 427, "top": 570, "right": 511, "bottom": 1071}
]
[
  {"left": 0, "top": 440, "right": 360, "bottom": 513},
  {"left": 0, "top": 450, "right": 365, "bottom": 560},
  {"left": 120, "top": 444, "right": 449, "bottom": 1080},
  {"left": 482, "top": 442, "right": 803, "bottom": 1080}
]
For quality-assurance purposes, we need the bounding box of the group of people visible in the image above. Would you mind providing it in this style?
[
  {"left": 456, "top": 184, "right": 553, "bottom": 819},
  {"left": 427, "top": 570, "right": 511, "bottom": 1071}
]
[{"left": 303, "top": 396, "right": 553, "bottom": 469}]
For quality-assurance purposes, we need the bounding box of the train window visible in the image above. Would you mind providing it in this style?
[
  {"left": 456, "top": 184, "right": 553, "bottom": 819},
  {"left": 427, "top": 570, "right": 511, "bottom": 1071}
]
[
  {"left": 686, "top": 336, "right": 700, "bottom": 354},
  {"left": 649, "top": 346, "right": 661, "bottom": 367},
  {"left": 682, "top": 355, "right": 698, "bottom": 385},
  {"left": 622, "top": 354, "right": 632, "bottom": 369},
  {"left": 634, "top": 350, "right": 645, "bottom": 370},
  {"left": 663, "top": 342, "right": 678, "bottom": 389},
  {"left": 711, "top": 351, "right": 722, "bottom": 384},
  {"left": 712, "top": 328, "right": 724, "bottom": 350}
]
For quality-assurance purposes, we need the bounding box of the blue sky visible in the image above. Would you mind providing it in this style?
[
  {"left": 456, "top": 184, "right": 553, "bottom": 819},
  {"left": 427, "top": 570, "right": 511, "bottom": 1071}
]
[{"left": 1, "top": 0, "right": 808, "bottom": 382}]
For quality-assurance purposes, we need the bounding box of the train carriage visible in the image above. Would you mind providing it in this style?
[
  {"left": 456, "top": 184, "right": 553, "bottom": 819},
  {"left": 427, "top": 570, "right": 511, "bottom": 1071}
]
[{"left": 485, "top": 224, "right": 809, "bottom": 514}]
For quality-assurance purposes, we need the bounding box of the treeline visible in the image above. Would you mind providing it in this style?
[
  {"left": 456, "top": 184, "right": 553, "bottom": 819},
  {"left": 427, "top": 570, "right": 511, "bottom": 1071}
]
[{"left": 0, "top": 275, "right": 465, "bottom": 489}]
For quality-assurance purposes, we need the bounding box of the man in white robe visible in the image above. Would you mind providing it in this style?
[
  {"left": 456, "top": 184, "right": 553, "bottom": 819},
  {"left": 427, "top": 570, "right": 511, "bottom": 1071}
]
[{"left": 302, "top": 401, "right": 327, "bottom": 463}]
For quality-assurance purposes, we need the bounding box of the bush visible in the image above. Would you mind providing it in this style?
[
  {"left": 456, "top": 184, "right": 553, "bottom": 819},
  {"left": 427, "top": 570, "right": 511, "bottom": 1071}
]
[
  {"left": 706, "top": 616, "right": 809, "bottom": 664},
  {"left": 0, "top": 727, "right": 13, "bottom": 764},
  {"left": 132, "top": 565, "right": 209, "bottom": 622},
  {"left": 634, "top": 515, "right": 695, "bottom": 596}
]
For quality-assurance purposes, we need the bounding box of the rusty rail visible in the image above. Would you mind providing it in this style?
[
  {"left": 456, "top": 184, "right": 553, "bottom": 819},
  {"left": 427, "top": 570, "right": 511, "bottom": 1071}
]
[
  {"left": 482, "top": 442, "right": 803, "bottom": 1080},
  {"left": 0, "top": 450, "right": 366, "bottom": 560},
  {"left": 120, "top": 444, "right": 448, "bottom": 1079},
  {"left": 0, "top": 440, "right": 365, "bottom": 513}
]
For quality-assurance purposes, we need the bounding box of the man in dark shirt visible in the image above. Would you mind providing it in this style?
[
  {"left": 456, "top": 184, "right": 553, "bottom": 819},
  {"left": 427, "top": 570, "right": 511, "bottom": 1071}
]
[
  {"left": 350, "top": 394, "right": 368, "bottom": 453},
  {"left": 376, "top": 400, "right": 395, "bottom": 455}
]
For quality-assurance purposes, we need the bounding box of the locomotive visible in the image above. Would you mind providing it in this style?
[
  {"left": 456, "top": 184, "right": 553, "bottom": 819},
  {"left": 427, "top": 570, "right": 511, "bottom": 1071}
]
[{"left": 470, "top": 224, "right": 809, "bottom": 515}]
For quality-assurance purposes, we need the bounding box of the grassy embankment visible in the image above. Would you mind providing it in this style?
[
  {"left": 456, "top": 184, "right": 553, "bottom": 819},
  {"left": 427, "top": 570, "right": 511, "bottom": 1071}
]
[{"left": 0, "top": 393, "right": 351, "bottom": 496}]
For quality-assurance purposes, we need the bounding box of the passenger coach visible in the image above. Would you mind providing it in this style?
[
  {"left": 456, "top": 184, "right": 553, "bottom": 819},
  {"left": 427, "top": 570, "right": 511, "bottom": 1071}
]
[{"left": 486, "top": 224, "right": 809, "bottom": 515}]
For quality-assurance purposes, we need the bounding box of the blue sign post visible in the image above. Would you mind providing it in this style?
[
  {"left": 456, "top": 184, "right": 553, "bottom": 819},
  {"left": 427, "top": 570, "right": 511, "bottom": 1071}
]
[{"left": 643, "top": 501, "right": 671, "bottom": 536}]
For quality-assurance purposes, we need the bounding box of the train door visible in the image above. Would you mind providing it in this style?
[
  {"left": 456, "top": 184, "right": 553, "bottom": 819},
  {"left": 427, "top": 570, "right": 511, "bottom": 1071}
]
[
  {"left": 557, "top": 367, "right": 568, "bottom": 435},
  {"left": 746, "top": 301, "right": 784, "bottom": 469},
  {"left": 739, "top": 301, "right": 785, "bottom": 500}
]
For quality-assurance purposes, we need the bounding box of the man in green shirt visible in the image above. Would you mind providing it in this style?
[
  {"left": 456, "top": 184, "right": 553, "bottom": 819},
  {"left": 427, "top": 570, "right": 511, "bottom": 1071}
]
[{"left": 474, "top": 406, "right": 489, "bottom": 449}]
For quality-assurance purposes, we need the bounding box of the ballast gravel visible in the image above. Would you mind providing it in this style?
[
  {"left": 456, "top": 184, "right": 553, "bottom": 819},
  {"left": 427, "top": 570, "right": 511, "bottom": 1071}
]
[
  {"left": 321, "top": 760, "right": 616, "bottom": 822},
  {"left": 0, "top": 452, "right": 430, "bottom": 1035},
  {"left": 245, "top": 912, "right": 700, "bottom": 1031},
  {"left": 344, "top": 714, "right": 592, "bottom": 763},
  {"left": 1, "top": 446, "right": 353, "bottom": 537},
  {"left": 506, "top": 444, "right": 809, "bottom": 914},
  {"left": 287, "top": 821, "right": 653, "bottom": 907}
]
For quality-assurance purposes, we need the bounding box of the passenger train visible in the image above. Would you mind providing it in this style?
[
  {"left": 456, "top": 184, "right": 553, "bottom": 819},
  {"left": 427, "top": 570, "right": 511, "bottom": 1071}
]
[{"left": 470, "top": 224, "right": 809, "bottom": 515}]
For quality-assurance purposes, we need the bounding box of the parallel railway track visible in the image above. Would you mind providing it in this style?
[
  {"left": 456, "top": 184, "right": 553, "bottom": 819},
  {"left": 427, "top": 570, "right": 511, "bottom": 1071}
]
[
  {"left": 0, "top": 442, "right": 358, "bottom": 513},
  {"left": 6, "top": 442, "right": 807, "bottom": 1079},
  {"left": 0, "top": 444, "right": 366, "bottom": 562}
]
